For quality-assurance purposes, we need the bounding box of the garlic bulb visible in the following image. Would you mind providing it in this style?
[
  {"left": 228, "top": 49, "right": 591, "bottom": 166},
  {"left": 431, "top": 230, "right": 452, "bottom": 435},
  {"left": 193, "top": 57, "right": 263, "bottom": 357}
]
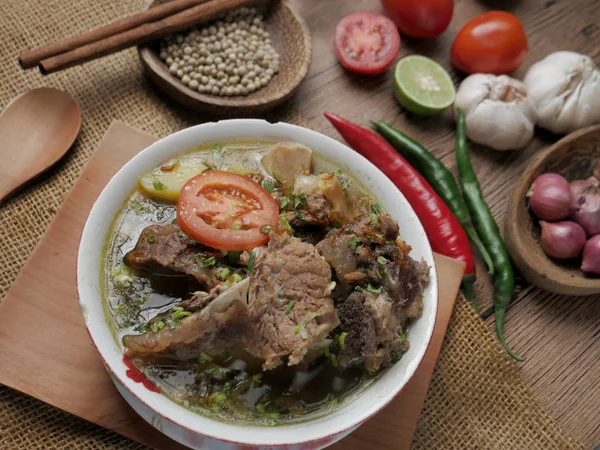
[
  {"left": 454, "top": 74, "right": 537, "bottom": 151},
  {"left": 524, "top": 51, "right": 600, "bottom": 134}
]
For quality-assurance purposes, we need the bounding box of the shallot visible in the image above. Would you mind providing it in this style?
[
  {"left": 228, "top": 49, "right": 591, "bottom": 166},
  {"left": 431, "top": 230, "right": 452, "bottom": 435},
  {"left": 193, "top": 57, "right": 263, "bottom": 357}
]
[
  {"left": 581, "top": 235, "right": 600, "bottom": 275},
  {"left": 528, "top": 173, "right": 574, "bottom": 221},
  {"left": 570, "top": 176, "right": 600, "bottom": 236},
  {"left": 539, "top": 221, "right": 587, "bottom": 259}
]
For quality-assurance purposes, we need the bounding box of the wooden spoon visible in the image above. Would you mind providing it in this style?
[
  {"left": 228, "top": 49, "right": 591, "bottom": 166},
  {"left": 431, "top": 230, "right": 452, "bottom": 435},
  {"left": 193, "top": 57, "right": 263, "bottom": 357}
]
[{"left": 0, "top": 88, "right": 81, "bottom": 203}]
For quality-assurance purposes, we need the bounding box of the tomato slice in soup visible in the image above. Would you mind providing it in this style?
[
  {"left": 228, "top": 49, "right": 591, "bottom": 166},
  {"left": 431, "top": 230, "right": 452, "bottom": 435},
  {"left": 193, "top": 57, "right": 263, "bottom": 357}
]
[{"left": 177, "top": 171, "right": 279, "bottom": 251}]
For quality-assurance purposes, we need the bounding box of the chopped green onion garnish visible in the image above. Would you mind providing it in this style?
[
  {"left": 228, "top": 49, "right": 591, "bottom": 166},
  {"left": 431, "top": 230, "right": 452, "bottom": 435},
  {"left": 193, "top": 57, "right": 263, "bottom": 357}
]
[
  {"left": 278, "top": 196, "right": 290, "bottom": 211},
  {"left": 339, "top": 332, "right": 348, "bottom": 350},
  {"left": 377, "top": 256, "right": 388, "bottom": 265},
  {"left": 284, "top": 301, "right": 296, "bottom": 315},
  {"left": 210, "top": 392, "right": 228, "bottom": 405},
  {"left": 261, "top": 179, "right": 276, "bottom": 193},
  {"left": 295, "top": 312, "right": 318, "bottom": 340},
  {"left": 272, "top": 171, "right": 281, "bottom": 183},
  {"left": 211, "top": 143, "right": 224, "bottom": 156},
  {"left": 196, "top": 254, "right": 216, "bottom": 267},
  {"left": 200, "top": 352, "right": 213, "bottom": 362},
  {"left": 251, "top": 373, "right": 263, "bottom": 385},
  {"left": 134, "top": 324, "right": 148, "bottom": 333},
  {"left": 152, "top": 178, "right": 166, "bottom": 191},
  {"left": 172, "top": 306, "right": 192, "bottom": 322},
  {"left": 220, "top": 267, "right": 231, "bottom": 281},
  {"left": 329, "top": 354, "right": 339, "bottom": 368},
  {"left": 279, "top": 216, "right": 293, "bottom": 233},
  {"left": 354, "top": 286, "right": 364, "bottom": 293},
  {"left": 371, "top": 203, "right": 382, "bottom": 214},
  {"left": 150, "top": 321, "right": 165, "bottom": 332},
  {"left": 367, "top": 284, "right": 382, "bottom": 294},
  {"left": 232, "top": 273, "right": 243, "bottom": 283},
  {"left": 348, "top": 236, "right": 360, "bottom": 250},
  {"left": 147, "top": 234, "right": 156, "bottom": 244},
  {"left": 370, "top": 213, "right": 379, "bottom": 226},
  {"left": 256, "top": 404, "right": 267, "bottom": 414},
  {"left": 228, "top": 251, "right": 241, "bottom": 265},
  {"left": 260, "top": 225, "right": 272, "bottom": 234},
  {"left": 177, "top": 231, "right": 187, "bottom": 238},
  {"left": 399, "top": 331, "right": 408, "bottom": 345},
  {"left": 292, "top": 194, "right": 302, "bottom": 210},
  {"left": 247, "top": 249, "right": 258, "bottom": 272},
  {"left": 130, "top": 202, "right": 144, "bottom": 216},
  {"left": 295, "top": 211, "right": 307, "bottom": 221}
]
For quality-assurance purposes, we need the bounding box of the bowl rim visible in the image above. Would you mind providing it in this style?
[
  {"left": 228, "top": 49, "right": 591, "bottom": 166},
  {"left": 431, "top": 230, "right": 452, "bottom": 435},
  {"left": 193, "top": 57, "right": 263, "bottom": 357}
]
[
  {"left": 138, "top": 0, "right": 312, "bottom": 109},
  {"left": 77, "top": 119, "right": 438, "bottom": 446}
]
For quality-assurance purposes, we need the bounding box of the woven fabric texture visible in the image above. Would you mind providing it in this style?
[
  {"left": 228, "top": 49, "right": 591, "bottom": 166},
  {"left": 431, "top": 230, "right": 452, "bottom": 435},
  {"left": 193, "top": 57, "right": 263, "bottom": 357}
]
[{"left": 0, "top": 0, "right": 582, "bottom": 448}]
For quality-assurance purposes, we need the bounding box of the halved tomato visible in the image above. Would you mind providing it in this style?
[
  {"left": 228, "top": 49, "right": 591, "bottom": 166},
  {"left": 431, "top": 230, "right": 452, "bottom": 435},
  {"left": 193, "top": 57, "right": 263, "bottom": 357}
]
[
  {"left": 335, "top": 12, "right": 401, "bottom": 75},
  {"left": 177, "top": 171, "right": 279, "bottom": 251}
]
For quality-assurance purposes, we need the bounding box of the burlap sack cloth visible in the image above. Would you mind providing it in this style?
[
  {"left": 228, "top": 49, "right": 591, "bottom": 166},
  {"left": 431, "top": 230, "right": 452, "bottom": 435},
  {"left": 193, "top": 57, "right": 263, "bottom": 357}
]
[{"left": 0, "top": 0, "right": 583, "bottom": 448}]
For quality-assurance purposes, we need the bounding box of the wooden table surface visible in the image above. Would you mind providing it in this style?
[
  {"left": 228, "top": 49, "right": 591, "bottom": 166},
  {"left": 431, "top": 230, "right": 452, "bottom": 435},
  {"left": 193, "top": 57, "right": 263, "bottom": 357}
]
[{"left": 281, "top": 0, "right": 600, "bottom": 447}]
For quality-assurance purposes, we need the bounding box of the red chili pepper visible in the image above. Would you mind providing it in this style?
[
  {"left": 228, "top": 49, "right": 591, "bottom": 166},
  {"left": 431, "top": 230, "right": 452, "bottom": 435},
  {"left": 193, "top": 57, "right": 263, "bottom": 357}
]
[{"left": 325, "top": 113, "right": 476, "bottom": 286}]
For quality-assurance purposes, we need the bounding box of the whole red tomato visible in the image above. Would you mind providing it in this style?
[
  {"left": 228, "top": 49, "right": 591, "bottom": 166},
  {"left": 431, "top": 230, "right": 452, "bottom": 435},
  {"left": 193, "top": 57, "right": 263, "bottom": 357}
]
[
  {"left": 381, "top": 0, "right": 454, "bottom": 39},
  {"left": 451, "top": 11, "right": 528, "bottom": 74}
]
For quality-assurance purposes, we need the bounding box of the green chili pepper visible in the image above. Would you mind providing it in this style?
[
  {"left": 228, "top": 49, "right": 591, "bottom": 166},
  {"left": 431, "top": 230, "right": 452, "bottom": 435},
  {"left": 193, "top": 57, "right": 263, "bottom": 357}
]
[
  {"left": 372, "top": 120, "right": 494, "bottom": 277},
  {"left": 454, "top": 108, "right": 523, "bottom": 361}
]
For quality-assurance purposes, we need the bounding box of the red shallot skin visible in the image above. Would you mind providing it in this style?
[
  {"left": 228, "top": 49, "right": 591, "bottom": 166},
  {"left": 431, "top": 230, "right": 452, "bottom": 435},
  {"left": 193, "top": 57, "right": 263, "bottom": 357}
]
[
  {"left": 539, "top": 220, "right": 587, "bottom": 260},
  {"left": 570, "top": 176, "right": 600, "bottom": 236},
  {"left": 528, "top": 173, "right": 574, "bottom": 221},
  {"left": 581, "top": 235, "right": 600, "bottom": 275}
]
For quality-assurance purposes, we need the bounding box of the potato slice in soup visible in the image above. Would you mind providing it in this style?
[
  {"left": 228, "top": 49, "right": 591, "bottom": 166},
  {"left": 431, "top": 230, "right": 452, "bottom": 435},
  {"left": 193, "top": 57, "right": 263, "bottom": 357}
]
[{"left": 139, "top": 154, "right": 207, "bottom": 202}]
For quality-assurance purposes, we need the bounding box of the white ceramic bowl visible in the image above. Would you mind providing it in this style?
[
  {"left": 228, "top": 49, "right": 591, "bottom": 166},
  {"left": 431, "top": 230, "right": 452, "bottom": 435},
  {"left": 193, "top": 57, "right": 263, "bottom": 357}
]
[{"left": 77, "top": 120, "right": 438, "bottom": 450}]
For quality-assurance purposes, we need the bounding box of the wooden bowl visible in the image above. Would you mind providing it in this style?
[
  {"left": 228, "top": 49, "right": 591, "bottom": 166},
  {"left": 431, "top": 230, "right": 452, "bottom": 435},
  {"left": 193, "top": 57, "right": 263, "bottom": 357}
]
[
  {"left": 505, "top": 126, "right": 600, "bottom": 296},
  {"left": 138, "top": 1, "right": 312, "bottom": 115}
]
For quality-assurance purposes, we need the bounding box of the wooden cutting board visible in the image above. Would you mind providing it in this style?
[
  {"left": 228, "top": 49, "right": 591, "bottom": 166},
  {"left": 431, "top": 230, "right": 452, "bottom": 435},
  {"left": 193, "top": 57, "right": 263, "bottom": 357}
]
[{"left": 0, "top": 121, "right": 465, "bottom": 450}]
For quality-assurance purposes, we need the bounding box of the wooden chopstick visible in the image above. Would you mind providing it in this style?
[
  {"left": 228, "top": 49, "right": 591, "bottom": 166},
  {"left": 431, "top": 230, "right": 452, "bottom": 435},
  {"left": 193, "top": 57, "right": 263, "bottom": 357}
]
[{"left": 19, "top": 0, "right": 214, "bottom": 69}]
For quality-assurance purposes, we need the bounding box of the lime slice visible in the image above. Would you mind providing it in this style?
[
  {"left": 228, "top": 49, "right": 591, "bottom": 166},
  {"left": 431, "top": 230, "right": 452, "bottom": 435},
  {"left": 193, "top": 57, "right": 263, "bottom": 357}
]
[{"left": 393, "top": 55, "right": 456, "bottom": 116}]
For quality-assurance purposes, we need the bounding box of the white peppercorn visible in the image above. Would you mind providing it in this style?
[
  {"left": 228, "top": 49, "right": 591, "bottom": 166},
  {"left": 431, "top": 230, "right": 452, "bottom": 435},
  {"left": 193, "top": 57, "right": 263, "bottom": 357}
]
[{"left": 159, "top": 7, "right": 280, "bottom": 97}]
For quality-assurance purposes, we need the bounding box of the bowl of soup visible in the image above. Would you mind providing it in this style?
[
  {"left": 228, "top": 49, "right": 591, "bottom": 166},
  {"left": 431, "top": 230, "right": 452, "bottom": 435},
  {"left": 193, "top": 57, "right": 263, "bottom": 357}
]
[{"left": 77, "top": 119, "right": 438, "bottom": 450}]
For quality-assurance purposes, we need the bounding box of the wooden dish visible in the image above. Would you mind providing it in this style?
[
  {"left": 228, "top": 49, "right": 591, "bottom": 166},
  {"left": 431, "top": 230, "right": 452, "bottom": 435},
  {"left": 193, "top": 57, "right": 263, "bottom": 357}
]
[
  {"left": 138, "top": 0, "right": 311, "bottom": 115},
  {"left": 505, "top": 125, "right": 600, "bottom": 296}
]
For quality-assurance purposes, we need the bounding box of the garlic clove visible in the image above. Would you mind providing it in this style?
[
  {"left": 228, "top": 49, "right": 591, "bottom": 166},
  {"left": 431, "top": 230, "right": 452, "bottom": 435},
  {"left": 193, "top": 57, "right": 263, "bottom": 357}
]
[
  {"left": 524, "top": 51, "right": 600, "bottom": 134},
  {"left": 454, "top": 74, "right": 536, "bottom": 151}
]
